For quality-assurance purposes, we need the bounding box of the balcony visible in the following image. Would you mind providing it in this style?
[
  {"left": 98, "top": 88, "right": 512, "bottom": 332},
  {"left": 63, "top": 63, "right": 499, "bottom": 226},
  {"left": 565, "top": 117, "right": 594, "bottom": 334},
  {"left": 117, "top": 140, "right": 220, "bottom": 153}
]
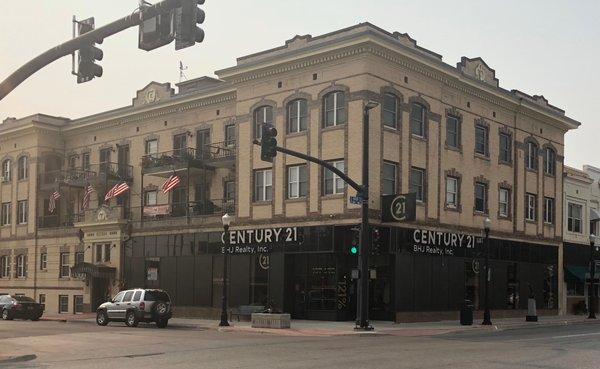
[
  {"left": 38, "top": 213, "right": 84, "bottom": 229},
  {"left": 142, "top": 142, "right": 236, "bottom": 176},
  {"left": 39, "top": 162, "right": 133, "bottom": 190},
  {"left": 132, "top": 199, "right": 235, "bottom": 223}
]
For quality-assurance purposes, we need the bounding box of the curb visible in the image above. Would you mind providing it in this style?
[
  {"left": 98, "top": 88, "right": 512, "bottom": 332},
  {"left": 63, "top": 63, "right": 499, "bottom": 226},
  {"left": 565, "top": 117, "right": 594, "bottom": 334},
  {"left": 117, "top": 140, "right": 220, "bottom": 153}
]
[{"left": 0, "top": 354, "right": 37, "bottom": 364}]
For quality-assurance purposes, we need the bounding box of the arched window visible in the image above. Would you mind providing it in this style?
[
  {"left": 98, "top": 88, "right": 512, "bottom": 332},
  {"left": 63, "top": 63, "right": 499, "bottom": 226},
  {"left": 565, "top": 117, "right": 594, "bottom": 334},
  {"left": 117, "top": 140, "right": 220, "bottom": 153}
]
[
  {"left": 0, "top": 255, "right": 9, "bottom": 278},
  {"left": 382, "top": 93, "right": 398, "bottom": 129},
  {"left": 544, "top": 147, "right": 556, "bottom": 176},
  {"left": 525, "top": 141, "right": 538, "bottom": 170},
  {"left": 17, "top": 156, "right": 28, "bottom": 180},
  {"left": 410, "top": 103, "right": 426, "bottom": 137},
  {"left": 287, "top": 99, "right": 308, "bottom": 133},
  {"left": 16, "top": 254, "right": 26, "bottom": 278},
  {"left": 253, "top": 106, "right": 273, "bottom": 140},
  {"left": 1, "top": 159, "right": 10, "bottom": 182},
  {"left": 323, "top": 91, "right": 346, "bottom": 127}
]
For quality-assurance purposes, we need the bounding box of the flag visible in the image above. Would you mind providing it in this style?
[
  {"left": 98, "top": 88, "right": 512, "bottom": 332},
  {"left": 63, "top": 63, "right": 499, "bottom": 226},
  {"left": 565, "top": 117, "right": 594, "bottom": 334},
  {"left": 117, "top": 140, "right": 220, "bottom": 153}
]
[
  {"left": 161, "top": 174, "right": 181, "bottom": 194},
  {"left": 104, "top": 182, "right": 129, "bottom": 202},
  {"left": 49, "top": 191, "right": 60, "bottom": 213},
  {"left": 82, "top": 185, "right": 95, "bottom": 210}
]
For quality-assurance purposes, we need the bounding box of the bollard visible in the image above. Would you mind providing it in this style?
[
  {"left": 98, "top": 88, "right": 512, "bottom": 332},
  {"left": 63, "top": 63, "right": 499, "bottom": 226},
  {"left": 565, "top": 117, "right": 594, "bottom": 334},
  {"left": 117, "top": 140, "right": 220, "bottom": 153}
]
[{"left": 526, "top": 283, "right": 538, "bottom": 322}]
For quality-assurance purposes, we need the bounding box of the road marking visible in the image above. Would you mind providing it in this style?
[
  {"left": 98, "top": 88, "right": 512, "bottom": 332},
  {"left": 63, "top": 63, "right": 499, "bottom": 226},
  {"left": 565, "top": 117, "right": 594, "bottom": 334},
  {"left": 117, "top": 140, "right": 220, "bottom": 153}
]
[{"left": 514, "top": 332, "right": 600, "bottom": 341}]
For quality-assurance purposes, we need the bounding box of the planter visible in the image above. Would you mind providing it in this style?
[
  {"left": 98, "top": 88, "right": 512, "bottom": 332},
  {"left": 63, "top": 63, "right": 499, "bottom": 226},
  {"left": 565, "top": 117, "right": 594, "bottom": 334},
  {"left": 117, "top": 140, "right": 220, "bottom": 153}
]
[{"left": 251, "top": 313, "right": 291, "bottom": 329}]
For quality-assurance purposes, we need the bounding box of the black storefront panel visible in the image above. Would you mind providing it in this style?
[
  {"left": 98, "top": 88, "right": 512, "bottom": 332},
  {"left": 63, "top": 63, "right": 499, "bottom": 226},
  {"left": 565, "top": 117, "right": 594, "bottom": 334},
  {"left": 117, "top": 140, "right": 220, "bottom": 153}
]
[
  {"left": 193, "top": 255, "right": 212, "bottom": 306},
  {"left": 177, "top": 257, "right": 195, "bottom": 307}
]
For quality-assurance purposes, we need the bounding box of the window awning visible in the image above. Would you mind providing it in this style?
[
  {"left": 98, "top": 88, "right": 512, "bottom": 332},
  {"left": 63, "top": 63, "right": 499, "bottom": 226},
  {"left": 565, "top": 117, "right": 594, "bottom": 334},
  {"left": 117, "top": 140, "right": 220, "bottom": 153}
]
[
  {"left": 591, "top": 208, "right": 600, "bottom": 222},
  {"left": 565, "top": 265, "right": 588, "bottom": 283}
]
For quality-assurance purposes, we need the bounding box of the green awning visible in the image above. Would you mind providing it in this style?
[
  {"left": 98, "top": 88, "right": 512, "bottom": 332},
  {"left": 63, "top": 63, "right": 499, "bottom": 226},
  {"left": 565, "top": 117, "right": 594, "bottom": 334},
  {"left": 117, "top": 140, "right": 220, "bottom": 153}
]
[{"left": 565, "top": 265, "right": 588, "bottom": 283}]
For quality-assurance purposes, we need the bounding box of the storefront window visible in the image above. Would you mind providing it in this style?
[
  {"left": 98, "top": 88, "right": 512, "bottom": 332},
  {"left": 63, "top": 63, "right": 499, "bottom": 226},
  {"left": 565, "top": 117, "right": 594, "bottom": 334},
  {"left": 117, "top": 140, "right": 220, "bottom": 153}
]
[
  {"left": 308, "top": 254, "right": 336, "bottom": 311},
  {"left": 250, "top": 255, "right": 269, "bottom": 305}
]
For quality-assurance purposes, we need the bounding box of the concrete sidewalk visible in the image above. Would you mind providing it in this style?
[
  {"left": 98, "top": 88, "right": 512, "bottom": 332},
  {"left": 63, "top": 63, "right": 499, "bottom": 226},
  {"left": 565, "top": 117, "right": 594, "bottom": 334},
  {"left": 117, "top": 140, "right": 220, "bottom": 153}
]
[{"left": 38, "top": 313, "right": 600, "bottom": 337}]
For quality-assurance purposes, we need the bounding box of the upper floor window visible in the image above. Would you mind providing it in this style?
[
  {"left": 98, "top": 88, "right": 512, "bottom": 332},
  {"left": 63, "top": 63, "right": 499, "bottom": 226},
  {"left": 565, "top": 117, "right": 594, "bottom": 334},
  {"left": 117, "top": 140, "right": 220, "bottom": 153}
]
[
  {"left": 445, "top": 177, "right": 459, "bottom": 209},
  {"left": 567, "top": 203, "right": 582, "bottom": 233},
  {"left": 499, "top": 133, "right": 512, "bottom": 163},
  {"left": 1, "top": 202, "right": 10, "bottom": 226},
  {"left": 17, "top": 200, "right": 27, "bottom": 224},
  {"left": 410, "top": 103, "right": 426, "bottom": 137},
  {"left": 288, "top": 99, "right": 308, "bottom": 133},
  {"left": 287, "top": 164, "right": 308, "bottom": 199},
  {"left": 525, "top": 193, "right": 537, "bottom": 221},
  {"left": 475, "top": 124, "right": 489, "bottom": 156},
  {"left": 145, "top": 139, "right": 158, "bottom": 157},
  {"left": 254, "top": 169, "right": 273, "bottom": 202},
  {"left": 525, "top": 141, "right": 538, "bottom": 170},
  {"left": 59, "top": 252, "right": 70, "bottom": 278},
  {"left": 544, "top": 147, "right": 556, "bottom": 176},
  {"left": 382, "top": 162, "right": 397, "bottom": 196},
  {"left": 68, "top": 155, "right": 77, "bottom": 171},
  {"left": 0, "top": 255, "right": 9, "bottom": 278},
  {"left": 225, "top": 124, "right": 236, "bottom": 147},
  {"left": 2, "top": 159, "right": 11, "bottom": 182},
  {"left": 17, "top": 156, "right": 28, "bottom": 180},
  {"left": 82, "top": 152, "right": 91, "bottom": 171},
  {"left": 410, "top": 167, "right": 426, "bottom": 202},
  {"left": 446, "top": 115, "right": 460, "bottom": 149},
  {"left": 382, "top": 93, "right": 398, "bottom": 129},
  {"left": 543, "top": 197, "right": 555, "bottom": 224},
  {"left": 323, "top": 91, "right": 346, "bottom": 127},
  {"left": 254, "top": 106, "right": 273, "bottom": 140},
  {"left": 499, "top": 188, "right": 510, "bottom": 218},
  {"left": 16, "top": 254, "right": 26, "bottom": 278},
  {"left": 144, "top": 190, "right": 157, "bottom": 206},
  {"left": 75, "top": 252, "right": 84, "bottom": 265},
  {"left": 474, "top": 182, "right": 488, "bottom": 213},
  {"left": 323, "top": 160, "right": 345, "bottom": 195},
  {"left": 40, "top": 252, "right": 47, "bottom": 270},
  {"left": 224, "top": 181, "right": 235, "bottom": 202}
]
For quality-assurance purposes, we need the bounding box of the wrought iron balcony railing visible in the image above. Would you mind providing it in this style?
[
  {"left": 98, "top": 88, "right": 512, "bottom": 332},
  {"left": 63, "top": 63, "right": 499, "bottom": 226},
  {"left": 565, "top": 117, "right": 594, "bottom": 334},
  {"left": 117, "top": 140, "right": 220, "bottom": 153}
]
[
  {"left": 134, "top": 199, "right": 235, "bottom": 221},
  {"left": 39, "top": 162, "right": 133, "bottom": 187},
  {"left": 142, "top": 141, "right": 236, "bottom": 173}
]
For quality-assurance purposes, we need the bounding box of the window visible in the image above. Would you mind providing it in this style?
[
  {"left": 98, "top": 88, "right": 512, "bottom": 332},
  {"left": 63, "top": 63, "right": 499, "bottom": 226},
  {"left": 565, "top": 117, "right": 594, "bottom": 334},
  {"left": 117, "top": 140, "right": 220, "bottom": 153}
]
[
  {"left": 16, "top": 254, "right": 26, "bottom": 278},
  {"left": 253, "top": 169, "right": 273, "bottom": 202},
  {"left": 499, "top": 133, "right": 512, "bottom": 163},
  {"left": 95, "top": 245, "right": 102, "bottom": 263},
  {"left": 133, "top": 290, "right": 142, "bottom": 302},
  {"left": 0, "top": 255, "right": 9, "bottom": 278},
  {"left": 39, "top": 294, "right": 46, "bottom": 309},
  {"left": 75, "top": 252, "right": 84, "bottom": 265},
  {"left": 544, "top": 197, "right": 555, "bottom": 224},
  {"left": 475, "top": 125, "right": 488, "bottom": 156},
  {"left": 526, "top": 193, "right": 537, "bottom": 221},
  {"left": 17, "top": 200, "right": 27, "bottom": 224},
  {"left": 287, "top": 165, "right": 308, "bottom": 199},
  {"left": 40, "top": 252, "right": 47, "bottom": 270},
  {"left": 145, "top": 139, "right": 158, "bottom": 157},
  {"left": 74, "top": 295, "right": 83, "bottom": 314},
  {"left": 58, "top": 295, "right": 68, "bottom": 314},
  {"left": 104, "top": 244, "right": 111, "bottom": 262},
  {"left": 382, "top": 162, "right": 397, "bottom": 196},
  {"left": 122, "top": 291, "right": 134, "bottom": 302},
  {"left": 410, "top": 167, "right": 425, "bottom": 202},
  {"left": 1, "top": 202, "right": 10, "bottom": 226},
  {"left": 568, "top": 203, "right": 583, "bottom": 233},
  {"left": 323, "top": 160, "right": 345, "bottom": 195},
  {"left": 446, "top": 177, "right": 458, "bottom": 208},
  {"left": 2, "top": 159, "right": 10, "bottom": 181},
  {"left": 288, "top": 99, "right": 308, "bottom": 133},
  {"left": 17, "top": 156, "right": 27, "bottom": 180},
  {"left": 323, "top": 91, "right": 346, "bottom": 127},
  {"left": 499, "top": 188, "right": 510, "bottom": 218},
  {"left": 253, "top": 106, "right": 273, "bottom": 139},
  {"left": 60, "top": 252, "right": 70, "bottom": 278},
  {"left": 225, "top": 124, "right": 236, "bottom": 147},
  {"left": 526, "top": 141, "right": 538, "bottom": 170},
  {"left": 410, "top": 103, "right": 426, "bottom": 137},
  {"left": 544, "top": 148, "right": 556, "bottom": 175},
  {"left": 446, "top": 115, "right": 460, "bottom": 148},
  {"left": 382, "top": 93, "right": 398, "bottom": 129},
  {"left": 82, "top": 152, "right": 91, "bottom": 171},
  {"left": 144, "top": 190, "right": 157, "bottom": 206},
  {"left": 68, "top": 156, "right": 77, "bottom": 171},
  {"left": 474, "top": 183, "right": 488, "bottom": 213},
  {"left": 113, "top": 291, "right": 125, "bottom": 303}
]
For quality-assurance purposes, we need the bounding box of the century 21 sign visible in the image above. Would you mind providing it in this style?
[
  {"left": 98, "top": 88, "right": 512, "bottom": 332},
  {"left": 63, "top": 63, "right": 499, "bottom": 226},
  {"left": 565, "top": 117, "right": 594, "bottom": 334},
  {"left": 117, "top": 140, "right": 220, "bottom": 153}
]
[{"left": 222, "top": 227, "right": 300, "bottom": 245}]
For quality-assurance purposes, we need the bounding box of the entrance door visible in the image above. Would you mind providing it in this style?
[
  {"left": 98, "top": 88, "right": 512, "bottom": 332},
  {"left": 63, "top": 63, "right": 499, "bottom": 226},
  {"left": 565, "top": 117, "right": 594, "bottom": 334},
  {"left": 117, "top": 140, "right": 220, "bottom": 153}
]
[
  {"left": 173, "top": 134, "right": 187, "bottom": 157},
  {"left": 117, "top": 145, "right": 130, "bottom": 179},
  {"left": 91, "top": 277, "right": 110, "bottom": 310},
  {"left": 196, "top": 129, "right": 211, "bottom": 159},
  {"left": 171, "top": 187, "right": 187, "bottom": 217},
  {"left": 369, "top": 254, "right": 395, "bottom": 321},
  {"left": 99, "top": 148, "right": 111, "bottom": 174}
]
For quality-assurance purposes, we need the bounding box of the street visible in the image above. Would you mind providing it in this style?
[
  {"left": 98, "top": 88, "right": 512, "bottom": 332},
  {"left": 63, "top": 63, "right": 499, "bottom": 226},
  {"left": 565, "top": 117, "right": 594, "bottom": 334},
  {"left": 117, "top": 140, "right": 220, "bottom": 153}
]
[{"left": 1, "top": 320, "right": 600, "bottom": 368}]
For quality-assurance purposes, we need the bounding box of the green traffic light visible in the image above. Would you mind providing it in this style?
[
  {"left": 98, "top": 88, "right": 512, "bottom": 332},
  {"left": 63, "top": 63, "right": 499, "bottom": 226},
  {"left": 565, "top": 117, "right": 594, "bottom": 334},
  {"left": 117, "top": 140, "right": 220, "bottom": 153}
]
[{"left": 350, "top": 246, "right": 358, "bottom": 255}]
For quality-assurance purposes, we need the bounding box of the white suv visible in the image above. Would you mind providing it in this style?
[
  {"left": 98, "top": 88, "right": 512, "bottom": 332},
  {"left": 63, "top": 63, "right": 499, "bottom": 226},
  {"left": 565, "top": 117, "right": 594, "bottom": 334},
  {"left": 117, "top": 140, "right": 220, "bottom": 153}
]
[{"left": 96, "top": 289, "right": 172, "bottom": 328}]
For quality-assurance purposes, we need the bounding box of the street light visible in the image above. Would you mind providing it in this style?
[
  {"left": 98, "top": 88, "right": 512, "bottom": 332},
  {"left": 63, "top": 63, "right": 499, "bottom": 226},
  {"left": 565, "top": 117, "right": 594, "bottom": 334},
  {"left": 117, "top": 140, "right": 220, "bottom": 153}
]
[
  {"left": 482, "top": 217, "right": 492, "bottom": 325},
  {"left": 356, "top": 100, "right": 379, "bottom": 331},
  {"left": 219, "top": 213, "right": 233, "bottom": 327},
  {"left": 589, "top": 234, "right": 597, "bottom": 320}
]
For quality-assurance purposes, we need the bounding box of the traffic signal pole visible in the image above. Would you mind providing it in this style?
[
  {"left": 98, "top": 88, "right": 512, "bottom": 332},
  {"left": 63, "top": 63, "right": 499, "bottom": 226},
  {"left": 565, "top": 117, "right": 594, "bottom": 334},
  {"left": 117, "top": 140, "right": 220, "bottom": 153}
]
[{"left": 0, "top": 0, "right": 183, "bottom": 102}]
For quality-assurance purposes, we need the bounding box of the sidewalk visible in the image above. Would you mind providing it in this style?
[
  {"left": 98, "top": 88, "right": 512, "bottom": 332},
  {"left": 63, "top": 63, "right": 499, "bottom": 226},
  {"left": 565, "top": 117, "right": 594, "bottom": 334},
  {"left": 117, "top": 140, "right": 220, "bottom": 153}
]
[{"left": 39, "top": 313, "right": 600, "bottom": 337}]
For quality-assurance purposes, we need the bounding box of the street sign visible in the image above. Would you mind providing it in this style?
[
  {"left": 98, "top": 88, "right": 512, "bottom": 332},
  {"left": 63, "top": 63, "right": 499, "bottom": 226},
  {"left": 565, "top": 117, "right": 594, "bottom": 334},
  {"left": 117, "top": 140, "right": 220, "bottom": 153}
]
[
  {"left": 350, "top": 196, "right": 362, "bottom": 204},
  {"left": 381, "top": 193, "right": 416, "bottom": 222}
]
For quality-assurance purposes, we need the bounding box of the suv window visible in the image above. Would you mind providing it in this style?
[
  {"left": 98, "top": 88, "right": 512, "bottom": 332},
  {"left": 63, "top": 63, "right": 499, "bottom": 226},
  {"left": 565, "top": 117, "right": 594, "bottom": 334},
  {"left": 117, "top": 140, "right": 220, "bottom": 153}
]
[
  {"left": 122, "top": 291, "right": 134, "bottom": 303},
  {"left": 14, "top": 296, "right": 34, "bottom": 302},
  {"left": 113, "top": 291, "right": 125, "bottom": 303},
  {"left": 0, "top": 296, "right": 8, "bottom": 304},
  {"left": 144, "top": 290, "right": 170, "bottom": 302},
  {"left": 133, "top": 291, "right": 142, "bottom": 302}
]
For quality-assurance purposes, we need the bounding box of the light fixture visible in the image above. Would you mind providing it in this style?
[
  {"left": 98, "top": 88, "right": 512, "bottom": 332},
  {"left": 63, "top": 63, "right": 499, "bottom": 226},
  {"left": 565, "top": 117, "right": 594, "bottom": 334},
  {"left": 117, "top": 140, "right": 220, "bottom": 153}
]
[
  {"left": 222, "top": 213, "right": 233, "bottom": 227},
  {"left": 483, "top": 217, "right": 491, "bottom": 232},
  {"left": 365, "top": 100, "right": 379, "bottom": 111},
  {"left": 591, "top": 233, "right": 596, "bottom": 245}
]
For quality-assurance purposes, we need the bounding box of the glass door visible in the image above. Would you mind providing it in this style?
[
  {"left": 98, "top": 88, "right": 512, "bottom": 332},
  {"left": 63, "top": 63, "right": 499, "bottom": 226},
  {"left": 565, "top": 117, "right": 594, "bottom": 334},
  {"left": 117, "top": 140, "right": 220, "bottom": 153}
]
[{"left": 196, "top": 129, "right": 210, "bottom": 159}]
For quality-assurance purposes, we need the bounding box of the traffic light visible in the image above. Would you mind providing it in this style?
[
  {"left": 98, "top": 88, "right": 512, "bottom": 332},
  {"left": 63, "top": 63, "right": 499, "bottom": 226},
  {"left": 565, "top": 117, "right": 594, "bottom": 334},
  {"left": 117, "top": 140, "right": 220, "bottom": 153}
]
[
  {"left": 175, "top": 0, "right": 206, "bottom": 50},
  {"left": 260, "top": 124, "right": 278, "bottom": 163},
  {"left": 76, "top": 18, "right": 103, "bottom": 84},
  {"left": 371, "top": 227, "right": 383, "bottom": 255},
  {"left": 139, "top": 8, "right": 175, "bottom": 51},
  {"left": 349, "top": 227, "right": 360, "bottom": 255}
]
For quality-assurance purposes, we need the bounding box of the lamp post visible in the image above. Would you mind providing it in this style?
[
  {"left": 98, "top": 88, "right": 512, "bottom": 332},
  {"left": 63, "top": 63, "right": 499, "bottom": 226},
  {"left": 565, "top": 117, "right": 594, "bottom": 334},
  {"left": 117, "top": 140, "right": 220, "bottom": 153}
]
[
  {"left": 219, "top": 213, "right": 233, "bottom": 327},
  {"left": 482, "top": 217, "right": 492, "bottom": 325},
  {"left": 355, "top": 100, "right": 379, "bottom": 331},
  {"left": 588, "top": 234, "right": 597, "bottom": 320}
]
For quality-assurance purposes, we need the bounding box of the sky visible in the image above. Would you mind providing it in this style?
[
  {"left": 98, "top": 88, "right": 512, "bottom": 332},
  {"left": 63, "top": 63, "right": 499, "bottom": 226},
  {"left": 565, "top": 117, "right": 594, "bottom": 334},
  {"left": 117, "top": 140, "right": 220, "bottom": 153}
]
[{"left": 0, "top": 0, "right": 598, "bottom": 169}]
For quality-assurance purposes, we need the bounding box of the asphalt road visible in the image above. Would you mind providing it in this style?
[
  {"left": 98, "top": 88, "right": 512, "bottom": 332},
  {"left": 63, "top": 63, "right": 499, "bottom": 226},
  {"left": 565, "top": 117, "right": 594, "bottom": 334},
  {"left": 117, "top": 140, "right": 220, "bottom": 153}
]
[{"left": 1, "top": 320, "right": 599, "bottom": 369}]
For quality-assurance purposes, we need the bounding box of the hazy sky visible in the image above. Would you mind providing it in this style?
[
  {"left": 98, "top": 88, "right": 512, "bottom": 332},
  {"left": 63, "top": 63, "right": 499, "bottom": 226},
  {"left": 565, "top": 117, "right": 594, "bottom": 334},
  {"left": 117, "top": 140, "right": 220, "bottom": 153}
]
[{"left": 0, "top": 0, "right": 598, "bottom": 169}]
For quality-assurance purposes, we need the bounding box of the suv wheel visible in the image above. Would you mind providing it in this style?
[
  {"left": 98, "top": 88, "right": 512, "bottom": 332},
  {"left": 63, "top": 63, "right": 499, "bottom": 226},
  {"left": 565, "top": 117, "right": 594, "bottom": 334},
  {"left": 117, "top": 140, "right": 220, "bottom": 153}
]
[
  {"left": 96, "top": 310, "right": 109, "bottom": 326},
  {"left": 156, "top": 318, "right": 168, "bottom": 328},
  {"left": 125, "top": 311, "right": 139, "bottom": 327},
  {"left": 154, "top": 302, "right": 169, "bottom": 317},
  {"left": 2, "top": 309, "right": 12, "bottom": 321}
]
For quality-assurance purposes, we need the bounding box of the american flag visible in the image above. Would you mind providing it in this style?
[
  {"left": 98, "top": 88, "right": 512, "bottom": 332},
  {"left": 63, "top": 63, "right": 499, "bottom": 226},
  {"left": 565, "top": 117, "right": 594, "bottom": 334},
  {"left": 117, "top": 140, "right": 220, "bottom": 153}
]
[
  {"left": 104, "top": 182, "right": 129, "bottom": 202},
  {"left": 82, "top": 184, "right": 95, "bottom": 210},
  {"left": 48, "top": 191, "right": 60, "bottom": 213},
  {"left": 161, "top": 174, "right": 181, "bottom": 194}
]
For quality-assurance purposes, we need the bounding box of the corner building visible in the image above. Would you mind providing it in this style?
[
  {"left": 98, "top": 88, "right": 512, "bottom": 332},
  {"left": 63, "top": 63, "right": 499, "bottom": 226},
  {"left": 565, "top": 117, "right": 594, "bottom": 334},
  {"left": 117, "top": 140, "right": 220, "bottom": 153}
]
[{"left": 0, "top": 23, "right": 580, "bottom": 321}]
